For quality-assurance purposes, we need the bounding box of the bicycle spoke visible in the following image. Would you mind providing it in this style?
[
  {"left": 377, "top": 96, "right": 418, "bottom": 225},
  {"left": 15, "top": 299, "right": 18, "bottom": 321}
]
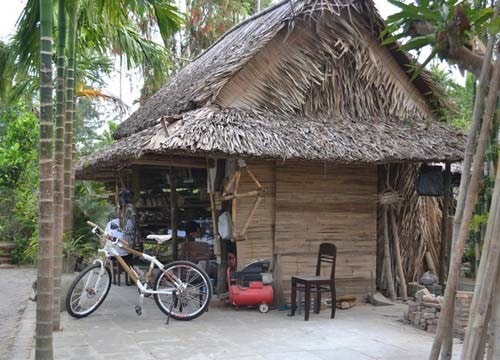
[{"left": 66, "top": 264, "right": 111, "bottom": 318}]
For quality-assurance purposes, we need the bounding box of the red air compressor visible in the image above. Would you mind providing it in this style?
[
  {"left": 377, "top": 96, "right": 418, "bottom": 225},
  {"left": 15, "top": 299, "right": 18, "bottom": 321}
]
[{"left": 227, "top": 253, "right": 273, "bottom": 313}]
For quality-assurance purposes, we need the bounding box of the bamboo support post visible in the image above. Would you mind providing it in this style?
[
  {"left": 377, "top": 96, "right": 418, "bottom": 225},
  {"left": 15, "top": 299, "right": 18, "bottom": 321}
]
[
  {"left": 245, "top": 167, "right": 262, "bottom": 189},
  {"left": 389, "top": 208, "right": 408, "bottom": 302},
  {"left": 223, "top": 170, "right": 240, "bottom": 197},
  {"left": 425, "top": 252, "right": 437, "bottom": 275},
  {"left": 440, "top": 162, "right": 451, "bottom": 285},
  {"left": 231, "top": 171, "right": 241, "bottom": 240},
  {"left": 131, "top": 167, "right": 141, "bottom": 205},
  {"left": 169, "top": 171, "right": 178, "bottom": 260},
  {"left": 238, "top": 196, "right": 263, "bottom": 239},
  {"left": 206, "top": 159, "right": 220, "bottom": 258},
  {"left": 222, "top": 189, "right": 263, "bottom": 201},
  {"left": 383, "top": 205, "right": 396, "bottom": 301}
]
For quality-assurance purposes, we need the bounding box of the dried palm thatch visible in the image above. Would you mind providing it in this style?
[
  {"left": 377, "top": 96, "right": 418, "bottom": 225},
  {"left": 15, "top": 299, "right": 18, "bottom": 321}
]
[
  {"left": 377, "top": 164, "right": 442, "bottom": 291},
  {"left": 112, "top": 0, "right": 451, "bottom": 141},
  {"left": 77, "top": 106, "right": 465, "bottom": 179}
]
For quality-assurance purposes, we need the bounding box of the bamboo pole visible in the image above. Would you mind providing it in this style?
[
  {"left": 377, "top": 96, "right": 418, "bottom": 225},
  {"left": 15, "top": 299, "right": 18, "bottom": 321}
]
[
  {"left": 223, "top": 170, "right": 240, "bottom": 196},
  {"left": 431, "top": 50, "right": 500, "bottom": 360},
  {"left": 169, "top": 171, "right": 178, "bottom": 260},
  {"left": 206, "top": 158, "right": 220, "bottom": 257},
  {"left": 383, "top": 205, "right": 396, "bottom": 301},
  {"left": 246, "top": 167, "right": 262, "bottom": 189},
  {"left": 223, "top": 189, "right": 262, "bottom": 201},
  {"left": 487, "top": 265, "right": 500, "bottom": 359},
  {"left": 435, "top": 12, "right": 499, "bottom": 358},
  {"left": 425, "top": 252, "right": 438, "bottom": 275},
  {"left": 389, "top": 207, "right": 408, "bottom": 302},
  {"left": 231, "top": 171, "right": 241, "bottom": 240},
  {"left": 238, "top": 196, "right": 263, "bottom": 239},
  {"left": 461, "top": 163, "right": 500, "bottom": 359},
  {"left": 475, "top": 302, "right": 492, "bottom": 360},
  {"left": 439, "top": 162, "right": 451, "bottom": 285}
]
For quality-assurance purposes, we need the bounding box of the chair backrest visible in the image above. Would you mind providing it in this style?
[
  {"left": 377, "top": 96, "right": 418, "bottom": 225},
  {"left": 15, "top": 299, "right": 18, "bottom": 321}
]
[
  {"left": 182, "top": 241, "right": 210, "bottom": 262},
  {"left": 315, "top": 243, "right": 336, "bottom": 280}
]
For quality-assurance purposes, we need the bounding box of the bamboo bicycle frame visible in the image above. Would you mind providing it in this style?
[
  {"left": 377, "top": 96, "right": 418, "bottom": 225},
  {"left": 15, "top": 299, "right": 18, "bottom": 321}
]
[{"left": 89, "top": 221, "right": 183, "bottom": 296}]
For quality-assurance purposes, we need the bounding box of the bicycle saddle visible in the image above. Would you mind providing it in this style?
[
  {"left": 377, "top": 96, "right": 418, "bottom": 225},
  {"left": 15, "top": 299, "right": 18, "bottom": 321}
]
[{"left": 146, "top": 234, "right": 172, "bottom": 243}]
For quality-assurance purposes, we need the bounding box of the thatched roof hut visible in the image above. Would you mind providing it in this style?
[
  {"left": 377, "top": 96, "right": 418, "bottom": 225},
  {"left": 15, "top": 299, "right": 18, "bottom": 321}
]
[
  {"left": 78, "top": 0, "right": 464, "bottom": 180},
  {"left": 78, "top": 0, "right": 465, "bottom": 304}
]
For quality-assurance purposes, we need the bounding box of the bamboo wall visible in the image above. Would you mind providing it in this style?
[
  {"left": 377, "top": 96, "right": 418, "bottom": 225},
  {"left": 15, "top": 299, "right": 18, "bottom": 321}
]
[
  {"left": 235, "top": 160, "right": 378, "bottom": 304},
  {"left": 234, "top": 160, "right": 276, "bottom": 269}
]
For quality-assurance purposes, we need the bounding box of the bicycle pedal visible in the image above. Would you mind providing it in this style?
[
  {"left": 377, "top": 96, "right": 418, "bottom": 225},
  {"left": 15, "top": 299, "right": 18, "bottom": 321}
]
[{"left": 134, "top": 305, "right": 142, "bottom": 316}]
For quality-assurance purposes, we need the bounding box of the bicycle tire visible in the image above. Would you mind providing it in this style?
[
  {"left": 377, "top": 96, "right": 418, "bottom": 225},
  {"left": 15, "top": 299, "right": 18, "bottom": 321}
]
[
  {"left": 65, "top": 263, "right": 112, "bottom": 318},
  {"left": 153, "top": 260, "right": 212, "bottom": 321}
]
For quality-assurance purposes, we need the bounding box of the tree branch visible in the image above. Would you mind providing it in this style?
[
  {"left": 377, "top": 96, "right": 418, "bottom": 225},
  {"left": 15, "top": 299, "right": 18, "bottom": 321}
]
[{"left": 406, "top": 19, "right": 490, "bottom": 80}]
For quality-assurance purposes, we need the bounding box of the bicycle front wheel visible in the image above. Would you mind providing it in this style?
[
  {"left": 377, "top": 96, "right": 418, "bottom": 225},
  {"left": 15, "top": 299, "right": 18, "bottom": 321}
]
[
  {"left": 65, "top": 263, "right": 112, "bottom": 318},
  {"left": 153, "top": 261, "right": 212, "bottom": 321}
]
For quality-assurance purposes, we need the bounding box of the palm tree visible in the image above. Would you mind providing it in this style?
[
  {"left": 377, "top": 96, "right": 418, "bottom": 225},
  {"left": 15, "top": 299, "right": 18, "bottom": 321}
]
[
  {"left": 52, "top": 0, "right": 66, "bottom": 331},
  {"left": 36, "top": 0, "right": 54, "bottom": 357},
  {"left": 60, "top": 0, "right": 182, "bottom": 239},
  {"left": 10, "top": 0, "right": 182, "bottom": 344}
]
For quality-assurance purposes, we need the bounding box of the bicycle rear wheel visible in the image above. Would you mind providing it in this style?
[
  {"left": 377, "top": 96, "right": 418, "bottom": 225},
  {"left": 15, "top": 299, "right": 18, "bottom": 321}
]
[
  {"left": 65, "top": 263, "right": 112, "bottom": 318},
  {"left": 153, "top": 261, "right": 212, "bottom": 321}
]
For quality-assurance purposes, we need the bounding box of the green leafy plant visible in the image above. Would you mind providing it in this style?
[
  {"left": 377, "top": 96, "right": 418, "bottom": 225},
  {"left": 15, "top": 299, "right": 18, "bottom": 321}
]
[
  {"left": 63, "top": 235, "right": 97, "bottom": 261},
  {"left": 382, "top": 0, "right": 496, "bottom": 78}
]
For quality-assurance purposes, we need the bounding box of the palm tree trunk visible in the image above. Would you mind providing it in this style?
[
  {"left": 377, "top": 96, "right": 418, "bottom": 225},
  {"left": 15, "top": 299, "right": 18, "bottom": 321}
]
[
  {"left": 64, "top": 4, "right": 77, "bottom": 239},
  {"left": 53, "top": 0, "right": 66, "bottom": 331},
  {"left": 36, "top": 0, "right": 54, "bottom": 357}
]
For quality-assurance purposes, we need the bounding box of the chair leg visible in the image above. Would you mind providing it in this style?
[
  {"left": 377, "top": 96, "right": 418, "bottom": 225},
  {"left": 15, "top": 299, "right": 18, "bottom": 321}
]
[
  {"left": 331, "top": 285, "right": 336, "bottom": 319},
  {"left": 125, "top": 271, "right": 131, "bottom": 286},
  {"left": 117, "top": 263, "right": 122, "bottom": 286},
  {"left": 290, "top": 279, "right": 297, "bottom": 316},
  {"left": 304, "top": 284, "right": 311, "bottom": 321},
  {"left": 112, "top": 261, "right": 117, "bottom": 285},
  {"left": 315, "top": 286, "right": 321, "bottom": 314}
]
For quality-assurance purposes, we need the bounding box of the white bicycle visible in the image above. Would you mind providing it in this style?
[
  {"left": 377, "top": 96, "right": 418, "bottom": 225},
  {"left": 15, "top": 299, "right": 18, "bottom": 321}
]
[{"left": 65, "top": 221, "right": 212, "bottom": 321}]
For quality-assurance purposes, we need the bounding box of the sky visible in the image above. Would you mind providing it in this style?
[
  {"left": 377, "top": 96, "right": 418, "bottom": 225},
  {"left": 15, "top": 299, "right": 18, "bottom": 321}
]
[{"left": 0, "top": 0, "right": 461, "bottom": 115}]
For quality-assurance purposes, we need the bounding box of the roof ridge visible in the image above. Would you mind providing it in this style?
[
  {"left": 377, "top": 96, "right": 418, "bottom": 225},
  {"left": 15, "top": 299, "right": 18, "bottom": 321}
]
[{"left": 189, "top": 0, "right": 291, "bottom": 64}]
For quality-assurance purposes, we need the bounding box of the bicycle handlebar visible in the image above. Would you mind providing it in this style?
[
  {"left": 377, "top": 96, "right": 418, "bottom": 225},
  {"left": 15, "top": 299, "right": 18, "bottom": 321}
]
[
  {"left": 87, "top": 221, "right": 98, "bottom": 228},
  {"left": 87, "top": 221, "right": 104, "bottom": 236}
]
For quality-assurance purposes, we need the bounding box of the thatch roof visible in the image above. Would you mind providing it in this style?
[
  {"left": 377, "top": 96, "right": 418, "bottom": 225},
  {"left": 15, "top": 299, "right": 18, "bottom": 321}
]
[
  {"left": 77, "top": 106, "right": 465, "bottom": 179},
  {"left": 78, "top": 0, "right": 465, "bottom": 179}
]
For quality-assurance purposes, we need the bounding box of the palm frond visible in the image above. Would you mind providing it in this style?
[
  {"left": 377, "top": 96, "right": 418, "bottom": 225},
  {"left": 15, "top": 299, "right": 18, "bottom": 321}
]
[{"left": 76, "top": 86, "right": 129, "bottom": 114}]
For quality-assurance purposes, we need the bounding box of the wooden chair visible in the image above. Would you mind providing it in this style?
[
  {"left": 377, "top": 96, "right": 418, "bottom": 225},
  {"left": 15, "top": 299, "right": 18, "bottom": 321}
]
[
  {"left": 181, "top": 242, "right": 211, "bottom": 271},
  {"left": 289, "top": 243, "right": 337, "bottom": 321},
  {"left": 110, "top": 257, "right": 131, "bottom": 286}
]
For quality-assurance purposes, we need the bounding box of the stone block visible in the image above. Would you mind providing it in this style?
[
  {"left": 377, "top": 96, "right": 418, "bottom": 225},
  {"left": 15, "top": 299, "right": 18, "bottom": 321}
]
[
  {"left": 427, "top": 284, "right": 443, "bottom": 296},
  {"left": 423, "top": 312, "right": 435, "bottom": 319},
  {"left": 415, "top": 288, "right": 431, "bottom": 302},
  {"left": 408, "top": 282, "right": 426, "bottom": 298}
]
